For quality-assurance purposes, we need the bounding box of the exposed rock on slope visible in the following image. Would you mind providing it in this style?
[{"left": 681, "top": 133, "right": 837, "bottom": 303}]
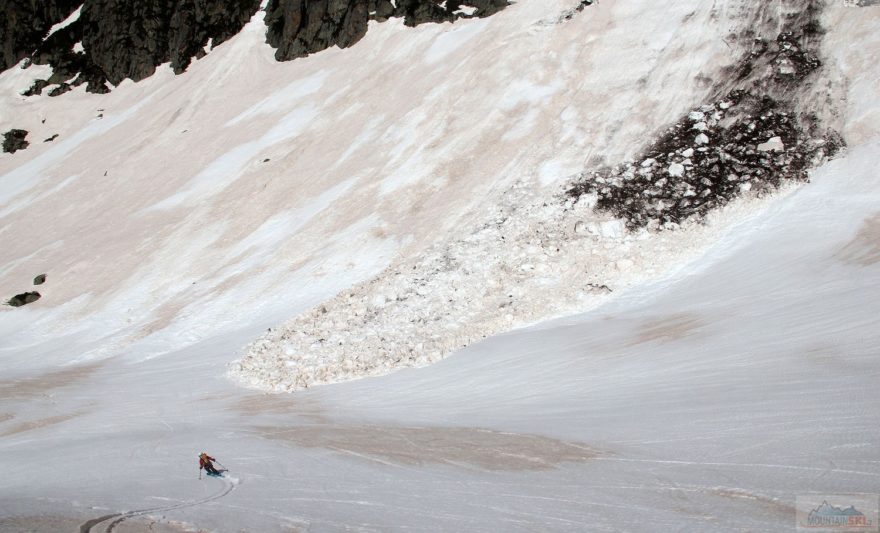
[
  {"left": 2, "top": 129, "right": 29, "bottom": 153},
  {"left": 6, "top": 291, "right": 41, "bottom": 307},
  {"left": 23, "top": 0, "right": 262, "bottom": 94},
  {"left": 0, "top": 0, "right": 81, "bottom": 71},
  {"left": 8, "top": 0, "right": 508, "bottom": 95},
  {"left": 256, "top": 0, "right": 508, "bottom": 61}
]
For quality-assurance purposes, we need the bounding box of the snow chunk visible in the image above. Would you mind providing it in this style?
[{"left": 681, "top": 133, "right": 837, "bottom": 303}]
[
  {"left": 688, "top": 111, "right": 705, "bottom": 121},
  {"left": 694, "top": 133, "right": 709, "bottom": 145},
  {"left": 600, "top": 219, "right": 625, "bottom": 239},
  {"left": 46, "top": 5, "right": 82, "bottom": 38},
  {"left": 757, "top": 136, "right": 785, "bottom": 152},
  {"left": 667, "top": 163, "right": 685, "bottom": 177}
]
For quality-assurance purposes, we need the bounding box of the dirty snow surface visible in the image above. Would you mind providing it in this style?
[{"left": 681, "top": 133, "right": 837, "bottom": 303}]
[{"left": 2, "top": 1, "right": 880, "bottom": 531}]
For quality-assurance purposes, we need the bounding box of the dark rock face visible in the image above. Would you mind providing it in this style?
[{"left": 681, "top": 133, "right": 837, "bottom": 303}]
[
  {"left": 8, "top": 0, "right": 507, "bottom": 96},
  {"left": 0, "top": 0, "right": 82, "bottom": 71},
  {"left": 265, "top": 0, "right": 509, "bottom": 61},
  {"left": 18, "top": 0, "right": 261, "bottom": 94},
  {"left": 80, "top": 0, "right": 261, "bottom": 84},
  {"left": 2, "top": 129, "right": 29, "bottom": 153},
  {"left": 6, "top": 291, "right": 41, "bottom": 307}
]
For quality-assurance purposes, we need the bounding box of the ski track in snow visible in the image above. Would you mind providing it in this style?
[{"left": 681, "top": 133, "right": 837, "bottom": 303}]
[{"left": 79, "top": 476, "right": 238, "bottom": 533}]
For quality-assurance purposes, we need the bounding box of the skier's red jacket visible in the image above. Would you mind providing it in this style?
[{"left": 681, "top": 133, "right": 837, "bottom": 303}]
[{"left": 199, "top": 455, "right": 216, "bottom": 469}]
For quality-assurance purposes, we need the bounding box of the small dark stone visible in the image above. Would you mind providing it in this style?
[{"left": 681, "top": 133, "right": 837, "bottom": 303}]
[
  {"left": 34, "top": 274, "right": 47, "bottom": 285},
  {"left": 7, "top": 292, "right": 41, "bottom": 307},
  {"left": 44, "top": 134, "right": 59, "bottom": 142}
]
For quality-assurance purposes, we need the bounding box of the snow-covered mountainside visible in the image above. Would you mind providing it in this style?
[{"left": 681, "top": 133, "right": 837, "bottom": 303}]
[
  {"left": 235, "top": 0, "right": 847, "bottom": 391},
  {"left": 1, "top": 0, "right": 879, "bottom": 531}
]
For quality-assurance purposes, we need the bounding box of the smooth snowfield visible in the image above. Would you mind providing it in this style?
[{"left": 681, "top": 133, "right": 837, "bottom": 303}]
[{"left": 0, "top": 0, "right": 879, "bottom": 531}]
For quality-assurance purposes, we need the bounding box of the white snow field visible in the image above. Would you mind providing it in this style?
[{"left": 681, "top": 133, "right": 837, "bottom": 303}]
[{"left": 1, "top": 0, "right": 879, "bottom": 531}]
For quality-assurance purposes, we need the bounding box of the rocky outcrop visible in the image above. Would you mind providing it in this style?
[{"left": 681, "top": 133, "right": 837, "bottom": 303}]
[
  {"left": 22, "top": 0, "right": 261, "bottom": 94},
  {"left": 265, "top": 0, "right": 508, "bottom": 61},
  {"left": 80, "top": 0, "right": 261, "bottom": 84},
  {"left": 0, "top": 0, "right": 82, "bottom": 71},
  {"left": 2, "top": 129, "right": 29, "bottom": 153},
  {"left": 10, "top": 0, "right": 508, "bottom": 96}
]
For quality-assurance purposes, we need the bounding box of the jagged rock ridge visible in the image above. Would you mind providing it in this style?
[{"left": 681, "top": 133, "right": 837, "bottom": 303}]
[
  {"left": 265, "top": 0, "right": 509, "bottom": 61},
  {"left": 21, "top": 0, "right": 262, "bottom": 95},
  {"left": 4, "top": 0, "right": 508, "bottom": 96}
]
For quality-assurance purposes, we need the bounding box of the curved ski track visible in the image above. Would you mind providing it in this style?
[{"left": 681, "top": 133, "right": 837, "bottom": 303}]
[{"left": 79, "top": 477, "right": 237, "bottom": 532}]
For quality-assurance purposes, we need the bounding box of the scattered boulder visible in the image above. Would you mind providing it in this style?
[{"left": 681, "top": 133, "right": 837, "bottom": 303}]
[
  {"left": 2, "top": 129, "right": 29, "bottom": 153},
  {"left": 34, "top": 274, "right": 47, "bottom": 285},
  {"left": 7, "top": 292, "right": 41, "bottom": 307}
]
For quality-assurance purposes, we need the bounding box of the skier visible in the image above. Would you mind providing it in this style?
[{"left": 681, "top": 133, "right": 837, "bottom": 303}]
[{"left": 199, "top": 452, "right": 222, "bottom": 476}]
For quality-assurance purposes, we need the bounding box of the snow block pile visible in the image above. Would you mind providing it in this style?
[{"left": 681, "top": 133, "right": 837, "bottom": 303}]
[{"left": 231, "top": 176, "right": 766, "bottom": 391}]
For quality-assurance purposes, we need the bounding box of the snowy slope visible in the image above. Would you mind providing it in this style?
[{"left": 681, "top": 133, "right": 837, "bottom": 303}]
[
  {"left": 1, "top": 0, "right": 879, "bottom": 531},
  {"left": 1, "top": 0, "right": 750, "bottom": 372}
]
